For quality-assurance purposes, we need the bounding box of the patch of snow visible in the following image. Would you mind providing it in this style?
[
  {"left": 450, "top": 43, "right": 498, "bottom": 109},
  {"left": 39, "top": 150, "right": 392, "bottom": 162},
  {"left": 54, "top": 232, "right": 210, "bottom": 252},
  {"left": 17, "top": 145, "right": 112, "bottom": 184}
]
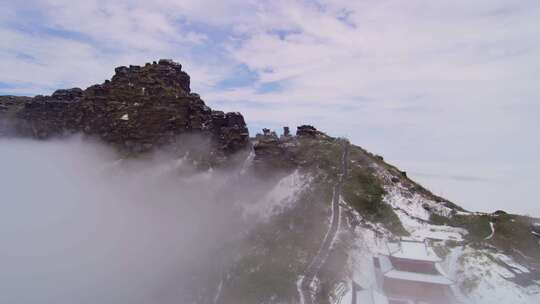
[
  {"left": 439, "top": 247, "right": 540, "bottom": 304},
  {"left": 383, "top": 185, "right": 432, "bottom": 221},
  {"left": 296, "top": 276, "right": 306, "bottom": 304},
  {"left": 485, "top": 221, "right": 495, "bottom": 240},
  {"left": 393, "top": 208, "right": 466, "bottom": 241},
  {"left": 368, "top": 163, "right": 467, "bottom": 241},
  {"left": 376, "top": 176, "right": 467, "bottom": 241},
  {"left": 494, "top": 253, "right": 530, "bottom": 274},
  {"left": 243, "top": 170, "right": 311, "bottom": 220},
  {"left": 239, "top": 149, "right": 255, "bottom": 175}
]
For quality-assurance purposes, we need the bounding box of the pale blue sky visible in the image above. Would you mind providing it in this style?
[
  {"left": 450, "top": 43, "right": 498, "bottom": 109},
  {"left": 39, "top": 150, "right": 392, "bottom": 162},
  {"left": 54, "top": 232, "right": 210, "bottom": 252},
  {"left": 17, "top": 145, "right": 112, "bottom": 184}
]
[{"left": 1, "top": 0, "right": 539, "bottom": 215}]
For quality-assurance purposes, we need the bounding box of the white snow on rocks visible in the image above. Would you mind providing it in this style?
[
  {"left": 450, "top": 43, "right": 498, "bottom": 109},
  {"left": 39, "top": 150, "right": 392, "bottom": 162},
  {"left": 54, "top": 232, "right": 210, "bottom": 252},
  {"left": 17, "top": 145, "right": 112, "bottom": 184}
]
[
  {"left": 396, "top": 209, "right": 466, "bottom": 241},
  {"left": 382, "top": 182, "right": 467, "bottom": 241},
  {"left": 383, "top": 184, "right": 432, "bottom": 221},
  {"left": 440, "top": 247, "right": 540, "bottom": 304}
]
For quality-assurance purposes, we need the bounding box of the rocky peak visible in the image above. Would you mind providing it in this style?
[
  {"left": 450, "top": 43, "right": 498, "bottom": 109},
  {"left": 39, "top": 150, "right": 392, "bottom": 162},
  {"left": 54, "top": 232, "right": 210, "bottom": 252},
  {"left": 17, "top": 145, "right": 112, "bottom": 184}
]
[
  {"left": 110, "top": 59, "right": 191, "bottom": 96},
  {"left": 0, "top": 60, "right": 249, "bottom": 159}
]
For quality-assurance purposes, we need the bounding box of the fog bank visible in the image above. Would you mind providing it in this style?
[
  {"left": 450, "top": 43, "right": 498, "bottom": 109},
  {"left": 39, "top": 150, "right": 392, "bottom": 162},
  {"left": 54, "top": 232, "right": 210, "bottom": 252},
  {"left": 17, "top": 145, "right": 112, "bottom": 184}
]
[{"left": 0, "top": 137, "right": 267, "bottom": 303}]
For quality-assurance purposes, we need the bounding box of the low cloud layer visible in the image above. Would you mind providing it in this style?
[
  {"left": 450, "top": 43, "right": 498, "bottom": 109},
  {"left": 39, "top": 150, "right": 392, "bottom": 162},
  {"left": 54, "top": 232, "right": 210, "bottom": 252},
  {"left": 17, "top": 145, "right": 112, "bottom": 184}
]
[{"left": 0, "top": 137, "right": 272, "bottom": 303}]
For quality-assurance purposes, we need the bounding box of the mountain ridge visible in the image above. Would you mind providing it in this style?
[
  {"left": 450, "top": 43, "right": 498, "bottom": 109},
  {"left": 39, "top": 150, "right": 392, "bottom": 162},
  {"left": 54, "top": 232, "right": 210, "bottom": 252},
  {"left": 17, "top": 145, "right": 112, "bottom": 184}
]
[{"left": 1, "top": 60, "right": 539, "bottom": 303}]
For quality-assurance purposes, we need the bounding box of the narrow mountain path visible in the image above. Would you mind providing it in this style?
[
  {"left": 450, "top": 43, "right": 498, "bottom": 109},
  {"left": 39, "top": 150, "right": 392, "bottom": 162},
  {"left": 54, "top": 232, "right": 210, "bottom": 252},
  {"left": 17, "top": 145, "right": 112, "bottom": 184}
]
[{"left": 298, "top": 142, "right": 349, "bottom": 304}]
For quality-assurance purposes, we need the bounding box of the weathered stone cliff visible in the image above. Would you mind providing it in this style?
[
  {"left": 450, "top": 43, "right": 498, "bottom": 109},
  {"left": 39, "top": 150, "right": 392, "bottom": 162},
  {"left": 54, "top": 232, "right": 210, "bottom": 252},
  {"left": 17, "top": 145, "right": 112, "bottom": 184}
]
[{"left": 0, "top": 59, "right": 249, "bottom": 156}]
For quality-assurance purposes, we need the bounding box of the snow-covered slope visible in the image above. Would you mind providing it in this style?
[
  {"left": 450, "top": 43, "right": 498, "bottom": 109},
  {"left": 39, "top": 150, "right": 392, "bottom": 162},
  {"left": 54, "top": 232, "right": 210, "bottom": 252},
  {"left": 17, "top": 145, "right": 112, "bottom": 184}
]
[{"left": 337, "top": 159, "right": 540, "bottom": 304}]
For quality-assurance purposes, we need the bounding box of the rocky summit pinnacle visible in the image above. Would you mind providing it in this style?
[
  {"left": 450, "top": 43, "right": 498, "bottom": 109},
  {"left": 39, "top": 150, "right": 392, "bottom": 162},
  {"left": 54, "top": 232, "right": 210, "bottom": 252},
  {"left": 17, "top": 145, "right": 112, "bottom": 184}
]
[{"left": 0, "top": 60, "right": 249, "bottom": 155}]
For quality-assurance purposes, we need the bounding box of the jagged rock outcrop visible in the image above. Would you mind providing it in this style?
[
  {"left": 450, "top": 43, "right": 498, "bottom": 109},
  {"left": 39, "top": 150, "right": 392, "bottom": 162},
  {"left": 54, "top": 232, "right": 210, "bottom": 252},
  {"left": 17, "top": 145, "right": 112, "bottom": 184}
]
[
  {"left": 282, "top": 126, "right": 291, "bottom": 138},
  {"left": 0, "top": 60, "right": 249, "bottom": 155},
  {"left": 251, "top": 126, "right": 333, "bottom": 174},
  {"left": 296, "top": 125, "right": 322, "bottom": 137},
  {"left": 253, "top": 131, "right": 292, "bottom": 172}
]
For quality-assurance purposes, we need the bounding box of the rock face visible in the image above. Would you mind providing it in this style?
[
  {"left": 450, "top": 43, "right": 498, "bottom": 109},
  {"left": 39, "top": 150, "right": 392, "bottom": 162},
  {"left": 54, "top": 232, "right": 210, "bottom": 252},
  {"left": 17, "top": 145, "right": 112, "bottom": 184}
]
[
  {"left": 0, "top": 60, "right": 249, "bottom": 155},
  {"left": 251, "top": 126, "right": 334, "bottom": 175}
]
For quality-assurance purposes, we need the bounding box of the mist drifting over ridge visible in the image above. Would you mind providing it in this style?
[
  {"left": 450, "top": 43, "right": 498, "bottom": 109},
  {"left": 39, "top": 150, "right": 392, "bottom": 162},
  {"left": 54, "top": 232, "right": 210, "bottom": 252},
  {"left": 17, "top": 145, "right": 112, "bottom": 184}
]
[{"left": 0, "top": 136, "right": 285, "bottom": 304}]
